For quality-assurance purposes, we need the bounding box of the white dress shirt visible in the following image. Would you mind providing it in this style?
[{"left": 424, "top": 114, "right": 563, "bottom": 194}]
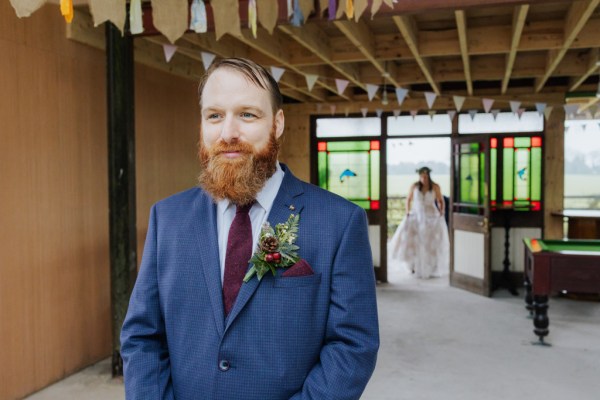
[{"left": 216, "top": 162, "right": 285, "bottom": 285}]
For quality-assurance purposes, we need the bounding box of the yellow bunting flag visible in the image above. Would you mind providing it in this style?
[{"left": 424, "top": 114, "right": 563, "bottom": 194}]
[
  {"left": 346, "top": 0, "right": 354, "bottom": 19},
  {"left": 249, "top": 0, "right": 257, "bottom": 38},
  {"left": 61, "top": 0, "right": 73, "bottom": 23}
]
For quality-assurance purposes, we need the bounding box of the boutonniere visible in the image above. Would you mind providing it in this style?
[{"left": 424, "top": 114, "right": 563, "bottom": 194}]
[{"left": 243, "top": 214, "right": 300, "bottom": 282}]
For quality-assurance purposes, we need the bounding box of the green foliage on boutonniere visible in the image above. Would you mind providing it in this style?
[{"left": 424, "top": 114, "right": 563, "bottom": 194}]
[{"left": 243, "top": 214, "right": 300, "bottom": 282}]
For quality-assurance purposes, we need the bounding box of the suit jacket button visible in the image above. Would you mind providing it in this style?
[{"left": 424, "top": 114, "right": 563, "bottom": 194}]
[{"left": 218, "top": 360, "right": 230, "bottom": 371}]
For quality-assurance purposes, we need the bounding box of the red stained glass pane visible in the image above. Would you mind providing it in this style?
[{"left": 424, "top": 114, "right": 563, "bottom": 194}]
[
  {"left": 503, "top": 200, "right": 513, "bottom": 206},
  {"left": 318, "top": 142, "right": 327, "bottom": 152},
  {"left": 490, "top": 138, "right": 498, "bottom": 148},
  {"left": 370, "top": 200, "right": 380, "bottom": 210},
  {"left": 503, "top": 137, "right": 514, "bottom": 148},
  {"left": 531, "top": 136, "right": 542, "bottom": 147},
  {"left": 370, "top": 140, "right": 380, "bottom": 150},
  {"left": 532, "top": 201, "right": 541, "bottom": 211}
]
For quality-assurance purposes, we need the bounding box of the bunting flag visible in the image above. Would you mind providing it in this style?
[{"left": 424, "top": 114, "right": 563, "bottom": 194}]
[
  {"left": 130, "top": 0, "right": 144, "bottom": 34},
  {"left": 335, "top": 79, "right": 349, "bottom": 96},
  {"left": 336, "top": 0, "right": 347, "bottom": 19},
  {"left": 61, "top": 0, "right": 73, "bottom": 23},
  {"left": 544, "top": 106, "right": 553, "bottom": 121},
  {"left": 376, "top": 108, "right": 383, "bottom": 117},
  {"left": 509, "top": 101, "right": 521, "bottom": 114},
  {"left": 346, "top": 0, "right": 354, "bottom": 18},
  {"left": 410, "top": 110, "right": 418, "bottom": 120},
  {"left": 360, "top": 107, "right": 368, "bottom": 117},
  {"left": 491, "top": 109, "right": 500, "bottom": 120},
  {"left": 447, "top": 110, "right": 456, "bottom": 121},
  {"left": 354, "top": 0, "right": 368, "bottom": 21},
  {"left": 563, "top": 104, "right": 579, "bottom": 117},
  {"left": 258, "top": 0, "right": 278, "bottom": 34},
  {"left": 393, "top": 109, "right": 401, "bottom": 118},
  {"left": 270, "top": 66, "right": 285, "bottom": 83},
  {"left": 299, "top": 0, "right": 314, "bottom": 22},
  {"left": 201, "top": 52, "right": 216, "bottom": 70},
  {"left": 482, "top": 98, "right": 494, "bottom": 113},
  {"left": 291, "top": 0, "right": 303, "bottom": 26},
  {"left": 163, "top": 44, "right": 177, "bottom": 63},
  {"left": 468, "top": 110, "right": 477, "bottom": 121},
  {"left": 565, "top": 126, "right": 570, "bottom": 133},
  {"left": 344, "top": 107, "right": 350, "bottom": 117},
  {"left": 305, "top": 74, "right": 318, "bottom": 91},
  {"left": 535, "top": 102, "right": 546, "bottom": 117},
  {"left": 316, "top": 103, "right": 323, "bottom": 113},
  {"left": 371, "top": 0, "right": 383, "bottom": 18},
  {"left": 329, "top": 0, "right": 336, "bottom": 20},
  {"left": 428, "top": 110, "right": 436, "bottom": 120},
  {"left": 395, "top": 87, "right": 408, "bottom": 106},
  {"left": 89, "top": 0, "right": 126, "bottom": 32},
  {"left": 581, "top": 123, "right": 587, "bottom": 131},
  {"left": 366, "top": 84, "right": 379, "bottom": 101},
  {"left": 189, "top": 0, "right": 207, "bottom": 33},
  {"left": 9, "top": 0, "right": 45, "bottom": 18},
  {"left": 287, "top": 0, "right": 294, "bottom": 17},
  {"left": 517, "top": 108, "right": 525, "bottom": 119},
  {"left": 424, "top": 92, "right": 437, "bottom": 109},
  {"left": 453, "top": 95, "right": 465, "bottom": 112},
  {"left": 213, "top": 0, "right": 242, "bottom": 40},
  {"left": 151, "top": 0, "right": 188, "bottom": 43},
  {"left": 249, "top": 0, "right": 258, "bottom": 37},
  {"left": 330, "top": 105, "right": 336, "bottom": 115},
  {"left": 319, "top": 0, "right": 328, "bottom": 16}
]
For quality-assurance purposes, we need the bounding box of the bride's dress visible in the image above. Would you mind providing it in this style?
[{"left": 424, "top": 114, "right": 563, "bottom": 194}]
[{"left": 388, "top": 187, "right": 449, "bottom": 278}]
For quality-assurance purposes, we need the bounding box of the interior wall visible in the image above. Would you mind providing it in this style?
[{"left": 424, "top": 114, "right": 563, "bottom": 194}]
[
  {"left": 0, "top": 4, "right": 202, "bottom": 400},
  {"left": 280, "top": 104, "right": 311, "bottom": 182}
]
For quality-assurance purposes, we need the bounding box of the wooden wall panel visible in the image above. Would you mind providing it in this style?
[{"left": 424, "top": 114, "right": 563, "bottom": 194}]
[
  {"left": 280, "top": 104, "right": 311, "bottom": 182},
  {"left": 544, "top": 107, "right": 565, "bottom": 239}
]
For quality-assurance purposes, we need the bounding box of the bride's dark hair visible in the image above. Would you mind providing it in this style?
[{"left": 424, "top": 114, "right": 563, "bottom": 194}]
[{"left": 415, "top": 167, "right": 435, "bottom": 192}]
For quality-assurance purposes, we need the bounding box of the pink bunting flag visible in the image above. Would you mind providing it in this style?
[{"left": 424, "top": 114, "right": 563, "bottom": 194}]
[
  {"left": 453, "top": 96, "right": 465, "bottom": 112},
  {"left": 360, "top": 107, "right": 368, "bottom": 117},
  {"left": 366, "top": 84, "right": 378, "bottom": 101},
  {"left": 163, "top": 44, "right": 177, "bottom": 63},
  {"left": 270, "top": 66, "right": 285, "bottom": 83},
  {"left": 395, "top": 87, "right": 408, "bottom": 106},
  {"left": 517, "top": 108, "right": 525, "bottom": 119},
  {"left": 393, "top": 109, "right": 401, "bottom": 118},
  {"left": 509, "top": 101, "right": 521, "bottom": 114},
  {"left": 335, "top": 79, "right": 349, "bottom": 96},
  {"left": 410, "top": 110, "right": 418, "bottom": 120},
  {"left": 447, "top": 110, "right": 456, "bottom": 121},
  {"left": 424, "top": 92, "right": 437, "bottom": 109},
  {"left": 482, "top": 98, "right": 494, "bottom": 113},
  {"left": 305, "top": 74, "right": 318, "bottom": 91}
]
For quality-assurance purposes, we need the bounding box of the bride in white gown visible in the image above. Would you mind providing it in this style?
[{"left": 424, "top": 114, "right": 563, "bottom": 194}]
[{"left": 389, "top": 167, "right": 449, "bottom": 279}]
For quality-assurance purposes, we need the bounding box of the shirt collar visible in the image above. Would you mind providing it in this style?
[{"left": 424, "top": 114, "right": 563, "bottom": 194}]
[{"left": 217, "top": 162, "right": 284, "bottom": 215}]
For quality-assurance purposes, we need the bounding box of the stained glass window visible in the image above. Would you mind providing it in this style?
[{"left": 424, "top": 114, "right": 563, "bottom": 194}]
[
  {"left": 317, "top": 140, "right": 380, "bottom": 210},
  {"left": 458, "top": 143, "right": 483, "bottom": 207},
  {"left": 491, "top": 136, "right": 542, "bottom": 211}
]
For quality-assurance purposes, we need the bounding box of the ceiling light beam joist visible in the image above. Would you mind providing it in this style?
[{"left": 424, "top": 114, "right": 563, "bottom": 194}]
[
  {"left": 455, "top": 10, "right": 473, "bottom": 95},
  {"left": 501, "top": 4, "right": 529, "bottom": 94}
]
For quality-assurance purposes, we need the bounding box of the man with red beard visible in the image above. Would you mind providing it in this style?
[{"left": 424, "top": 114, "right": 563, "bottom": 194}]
[{"left": 121, "top": 58, "right": 379, "bottom": 400}]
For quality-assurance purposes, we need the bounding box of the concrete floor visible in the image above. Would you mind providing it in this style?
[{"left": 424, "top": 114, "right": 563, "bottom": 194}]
[{"left": 25, "top": 268, "right": 600, "bottom": 400}]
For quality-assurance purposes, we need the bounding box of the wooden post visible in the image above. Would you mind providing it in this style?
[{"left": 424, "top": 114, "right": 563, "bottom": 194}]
[
  {"left": 543, "top": 107, "right": 565, "bottom": 239},
  {"left": 106, "top": 22, "right": 137, "bottom": 377}
]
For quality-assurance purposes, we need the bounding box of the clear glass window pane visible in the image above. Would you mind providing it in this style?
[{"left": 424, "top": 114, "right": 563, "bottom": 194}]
[
  {"left": 564, "top": 119, "right": 600, "bottom": 209},
  {"left": 387, "top": 114, "right": 452, "bottom": 136},
  {"left": 459, "top": 111, "right": 544, "bottom": 134},
  {"left": 316, "top": 117, "right": 381, "bottom": 138}
]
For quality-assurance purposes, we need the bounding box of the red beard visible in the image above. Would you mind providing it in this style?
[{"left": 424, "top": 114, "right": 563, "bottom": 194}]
[{"left": 198, "top": 126, "right": 279, "bottom": 206}]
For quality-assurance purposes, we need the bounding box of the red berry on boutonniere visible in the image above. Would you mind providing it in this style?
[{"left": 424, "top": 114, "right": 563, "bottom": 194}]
[
  {"left": 272, "top": 252, "right": 281, "bottom": 261},
  {"left": 265, "top": 253, "right": 274, "bottom": 263}
]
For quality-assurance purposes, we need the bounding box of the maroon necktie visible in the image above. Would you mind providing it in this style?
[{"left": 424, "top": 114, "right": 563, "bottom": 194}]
[{"left": 223, "top": 203, "right": 253, "bottom": 316}]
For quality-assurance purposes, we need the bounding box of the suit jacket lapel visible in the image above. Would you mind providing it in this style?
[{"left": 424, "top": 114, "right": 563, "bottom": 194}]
[
  {"left": 193, "top": 192, "right": 225, "bottom": 337},
  {"left": 225, "top": 164, "right": 305, "bottom": 332}
]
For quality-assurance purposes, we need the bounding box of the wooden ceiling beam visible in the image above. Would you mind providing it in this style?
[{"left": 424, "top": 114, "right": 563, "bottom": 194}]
[
  {"left": 455, "top": 10, "right": 473, "bottom": 95},
  {"left": 333, "top": 20, "right": 399, "bottom": 89},
  {"left": 279, "top": 23, "right": 366, "bottom": 99},
  {"left": 578, "top": 97, "right": 600, "bottom": 113},
  {"left": 393, "top": 15, "right": 440, "bottom": 95},
  {"left": 501, "top": 4, "right": 529, "bottom": 94},
  {"left": 569, "top": 48, "right": 600, "bottom": 91},
  {"left": 536, "top": 0, "right": 600, "bottom": 92}
]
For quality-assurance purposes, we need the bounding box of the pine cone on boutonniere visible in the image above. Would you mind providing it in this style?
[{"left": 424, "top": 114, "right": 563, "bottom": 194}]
[{"left": 260, "top": 236, "right": 279, "bottom": 253}]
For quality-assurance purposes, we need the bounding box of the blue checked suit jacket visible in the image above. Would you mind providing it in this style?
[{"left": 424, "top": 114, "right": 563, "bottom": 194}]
[{"left": 120, "top": 164, "right": 379, "bottom": 400}]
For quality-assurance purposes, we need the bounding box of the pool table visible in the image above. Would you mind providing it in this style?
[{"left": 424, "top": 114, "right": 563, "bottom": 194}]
[{"left": 523, "top": 238, "right": 600, "bottom": 344}]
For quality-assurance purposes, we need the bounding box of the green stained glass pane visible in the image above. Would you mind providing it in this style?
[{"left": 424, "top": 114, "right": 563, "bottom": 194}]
[
  {"left": 327, "top": 141, "right": 371, "bottom": 151},
  {"left": 503, "top": 147, "right": 514, "bottom": 201},
  {"left": 460, "top": 153, "right": 479, "bottom": 204},
  {"left": 514, "top": 137, "right": 531, "bottom": 148},
  {"left": 491, "top": 148, "right": 497, "bottom": 202},
  {"left": 514, "top": 148, "right": 530, "bottom": 200},
  {"left": 370, "top": 150, "right": 380, "bottom": 200},
  {"left": 318, "top": 152, "right": 328, "bottom": 189},
  {"left": 352, "top": 200, "right": 371, "bottom": 209},
  {"left": 531, "top": 147, "right": 542, "bottom": 201},
  {"left": 327, "top": 151, "right": 369, "bottom": 200},
  {"left": 480, "top": 153, "right": 485, "bottom": 203},
  {"left": 470, "top": 143, "right": 479, "bottom": 152}
]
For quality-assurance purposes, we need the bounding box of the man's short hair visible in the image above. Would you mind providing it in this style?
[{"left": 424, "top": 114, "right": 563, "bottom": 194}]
[{"left": 197, "top": 57, "right": 283, "bottom": 114}]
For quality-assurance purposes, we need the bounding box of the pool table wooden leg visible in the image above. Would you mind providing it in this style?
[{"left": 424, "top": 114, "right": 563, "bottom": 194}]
[
  {"left": 532, "top": 295, "right": 550, "bottom": 345},
  {"left": 524, "top": 275, "right": 534, "bottom": 317}
]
